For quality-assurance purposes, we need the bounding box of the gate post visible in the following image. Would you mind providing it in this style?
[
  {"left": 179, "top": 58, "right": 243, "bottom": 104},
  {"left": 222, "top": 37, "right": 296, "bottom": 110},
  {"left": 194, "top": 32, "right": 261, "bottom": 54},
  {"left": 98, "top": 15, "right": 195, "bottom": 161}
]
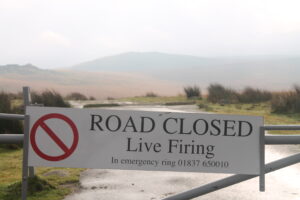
[
  {"left": 23, "top": 86, "right": 35, "bottom": 177},
  {"left": 259, "top": 126, "right": 265, "bottom": 191},
  {"left": 21, "top": 115, "right": 30, "bottom": 200}
]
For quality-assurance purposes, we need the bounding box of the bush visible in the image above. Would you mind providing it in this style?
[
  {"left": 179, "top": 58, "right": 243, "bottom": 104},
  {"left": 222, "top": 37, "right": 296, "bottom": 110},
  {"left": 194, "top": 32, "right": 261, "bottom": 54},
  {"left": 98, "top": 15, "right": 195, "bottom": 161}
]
[
  {"left": 207, "top": 84, "right": 238, "bottom": 104},
  {"left": 31, "top": 90, "right": 70, "bottom": 107},
  {"left": 145, "top": 92, "right": 158, "bottom": 97},
  {"left": 238, "top": 87, "right": 272, "bottom": 103},
  {"left": 66, "top": 92, "right": 88, "bottom": 101},
  {"left": 89, "top": 96, "right": 96, "bottom": 100},
  {"left": 0, "top": 92, "right": 23, "bottom": 135},
  {"left": 0, "top": 92, "right": 11, "bottom": 114},
  {"left": 198, "top": 102, "right": 212, "bottom": 111},
  {"left": 184, "top": 86, "right": 202, "bottom": 99},
  {"left": 271, "top": 85, "right": 300, "bottom": 113}
]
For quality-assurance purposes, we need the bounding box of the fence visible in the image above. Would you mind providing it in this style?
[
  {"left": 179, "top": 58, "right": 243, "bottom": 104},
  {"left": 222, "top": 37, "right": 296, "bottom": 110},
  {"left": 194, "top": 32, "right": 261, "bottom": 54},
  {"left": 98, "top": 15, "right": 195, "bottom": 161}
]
[
  {"left": 164, "top": 130, "right": 300, "bottom": 200},
  {"left": 0, "top": 87, "right": 34, "bottom": 200}
]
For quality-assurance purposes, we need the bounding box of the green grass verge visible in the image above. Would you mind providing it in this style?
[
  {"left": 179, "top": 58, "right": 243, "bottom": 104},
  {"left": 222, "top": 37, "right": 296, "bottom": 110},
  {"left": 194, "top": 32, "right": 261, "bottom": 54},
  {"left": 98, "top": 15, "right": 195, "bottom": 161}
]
[
  {"left": 198, "top": 101, "right": 300, "bottom": 135},
  {"left": 119, "top": 96, "right": 300, "bottom": 134},
  {"left": 0, "top": 146, "right": 83, "bottom": 200},
  {"left": 83, "top": 103, "right": 120, "bottom": 108},
  {"left": 119, "top": 95, "right": 198, "bottom": 105}
]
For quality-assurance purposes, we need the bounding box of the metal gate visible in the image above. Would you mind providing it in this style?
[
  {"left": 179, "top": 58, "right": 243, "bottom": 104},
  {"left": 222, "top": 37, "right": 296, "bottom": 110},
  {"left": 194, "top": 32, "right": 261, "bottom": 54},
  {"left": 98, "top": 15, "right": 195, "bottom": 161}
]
[{"left": 0, "top": 87, "right": 299, "bottom": 200}]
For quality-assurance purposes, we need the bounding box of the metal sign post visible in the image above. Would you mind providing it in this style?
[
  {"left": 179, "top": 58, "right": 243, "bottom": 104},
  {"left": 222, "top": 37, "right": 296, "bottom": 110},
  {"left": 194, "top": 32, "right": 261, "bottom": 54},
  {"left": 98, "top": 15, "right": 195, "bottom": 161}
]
[
  {"left": 21, "top": 115, "right": 30, "bottom": 200},
  {"left": 21, "top": 86, "right": 33, "bottom": 200},
  {"left": 259, "top": 126, "right": 265, "bottom": 191},
  {"left": 23, "top": 86, "right": 35, "bottom": 177}
]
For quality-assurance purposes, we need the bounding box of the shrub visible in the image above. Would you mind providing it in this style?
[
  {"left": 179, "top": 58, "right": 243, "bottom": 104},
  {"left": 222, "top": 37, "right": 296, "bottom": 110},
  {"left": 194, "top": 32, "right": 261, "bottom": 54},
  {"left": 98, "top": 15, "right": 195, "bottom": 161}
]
[
  {"left": 238, "top": 87, "right": 272, "bottom": 103},
  {"left": 89, "top": 96, "right": 96, "bottom": 100},
  {"left": 207, "top": 84, "right": 238, "bottom": 104},
  {"left": 184, "top": 86, "right": 202, "bottom": 99},
  {"left": 0, "top": 92, "right": 23, "bottom": 135},
  {"left": 31, "top": 90, "right": 70, "bottom": 107},
  {"left": 145, "top": 92, "right": 158, "bottom": 97},
  {"left": 198, "top": 102, "right": 212, "bottom": 111},
  {"left": 0, "top": 92, "right": 11, "bottom": 113},
  {"left": 271, "top": 85, "right": 300, "bottom": 113},
  {"left": 66, "top": 92, "right": 88, "bottom": 101}
]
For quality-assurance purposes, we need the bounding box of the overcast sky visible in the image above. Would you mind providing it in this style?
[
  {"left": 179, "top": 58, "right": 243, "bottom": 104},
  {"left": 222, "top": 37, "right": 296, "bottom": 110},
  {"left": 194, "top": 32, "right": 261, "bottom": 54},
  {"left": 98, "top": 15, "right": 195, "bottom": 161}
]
[{"left": 1, "top": 0, "right": 300, "bottom": 68}]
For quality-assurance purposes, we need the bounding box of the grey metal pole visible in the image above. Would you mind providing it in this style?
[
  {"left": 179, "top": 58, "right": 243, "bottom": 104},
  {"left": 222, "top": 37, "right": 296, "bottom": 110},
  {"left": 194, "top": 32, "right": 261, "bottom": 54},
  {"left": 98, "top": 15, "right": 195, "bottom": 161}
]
[
  {"left": 23, "top": 86, "right": 34, "bottom": 177},
  {"left": 0, "top": 134, "right": 23, "bottom": 144},
  {"left": 265, "top": 135, "right": 300, "bottom": 144},
  {"left": 163, "top": 153, "right": 300, "bottom": 200},
  {"left": 264, "top": 125, "right": 300, "bottom": 130},
  {"left": 259, "top": 127, "right": 265, "bottom": 191},
  {"left": 21, "top": 115, "right": 30, "bottom": 200},
  {"left": 0, "top": 113, "right": 25, "bottom": 120},
  {"left": 23, "top": 86, "right": 31, "bottom": 106}
]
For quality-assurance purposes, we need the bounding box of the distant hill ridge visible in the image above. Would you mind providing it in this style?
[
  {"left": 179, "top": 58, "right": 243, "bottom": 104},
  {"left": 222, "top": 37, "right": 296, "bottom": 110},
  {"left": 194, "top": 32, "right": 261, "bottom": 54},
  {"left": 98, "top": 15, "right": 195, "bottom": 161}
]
[
  {"left": 71, "top": 52, "right": 300, "bottom": 90},
  {"left": 72, "top": 52, "right": 300, "bottom": 73},
  {"left": 71, "top": 52, "right": 220, "bottom": 72},
  {"left": 0, "top": 64, "right": 40, "bottom": 73}
]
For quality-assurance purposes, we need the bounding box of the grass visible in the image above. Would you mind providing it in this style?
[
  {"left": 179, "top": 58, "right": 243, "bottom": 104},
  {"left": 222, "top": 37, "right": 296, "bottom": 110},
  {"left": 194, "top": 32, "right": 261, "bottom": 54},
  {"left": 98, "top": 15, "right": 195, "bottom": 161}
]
[
  {"left": 11, "top": 99, "right": 23, "bottom": 109},
  {"left": 120, "top": 96, "right": 300, "bottom": 135},
  {"left": 119, "top": 95, "right": 197, "bottom": 104},
  {"left": 83, "top": 103, "right": 120, "bottom": 108},
  {"left": 198, "top": 101, "right": 300, "bottom": 135},
  {"left": 0, "top": 146, "right": 83, "bottom": 200}
]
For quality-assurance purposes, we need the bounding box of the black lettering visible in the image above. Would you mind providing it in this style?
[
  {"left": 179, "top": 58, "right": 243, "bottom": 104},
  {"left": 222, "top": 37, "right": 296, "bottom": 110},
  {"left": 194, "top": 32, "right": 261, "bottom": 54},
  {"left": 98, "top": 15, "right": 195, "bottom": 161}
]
[
  {"left": 163, "top": 118, "right": 178, "bottom": 134},
  {"left": 126, "top": 137, "right": 137, "bottom": 152},
  {"left": 168, "top": 139, "right": 178, "bottom": 153},
  {"left": 141, "top": 116, "right": 155, "bottom": 133},
  {"left": 210, "top": 119, "right": 221, "bottom": 136},
  {"left": 224, "top": 120, "right": 236, "bottom": 136},
  {"left": 90, "top": 114, "right": 103, "bottom": 131},
  {"left": 193, "top": 119, "right": 208, "bottom": 135},
  {"left": 206, "top": 145, "right": 215, "bottom": 159},
  {"left": 106, "top": 115, "right": 121, "bottom": 132},
  {"left": 238, "top": 121, "right": 253, "bottom": 137},
  {"left": 153, "top": 143, "right": 162, "bottom": 153},
  {"left": 123, "top": 116, "right": 137, "bottom": 132},
  {"left": 179, "top": 118, "right": 192, "bottom": 134}
]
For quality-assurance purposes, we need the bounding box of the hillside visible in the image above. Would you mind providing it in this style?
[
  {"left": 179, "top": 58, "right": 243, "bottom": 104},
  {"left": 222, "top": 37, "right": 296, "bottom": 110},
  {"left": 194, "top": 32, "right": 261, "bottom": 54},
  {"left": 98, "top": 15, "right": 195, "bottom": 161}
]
[
  {"left": 72, "top": 52, "right": 221, "bottom": 72},
  {"left": 72, "top": 52, "right": 300, "bottom": 91},
  {"left": 0, "top": 64, "right": 181, "bottom": 99}
]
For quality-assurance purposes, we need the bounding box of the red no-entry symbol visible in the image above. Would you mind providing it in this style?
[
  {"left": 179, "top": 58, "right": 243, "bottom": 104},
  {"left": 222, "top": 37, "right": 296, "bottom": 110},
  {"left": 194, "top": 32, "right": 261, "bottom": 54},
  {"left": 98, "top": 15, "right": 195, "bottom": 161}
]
[{"left": 30, "top": 113, "right": 79, "bottom": 161}]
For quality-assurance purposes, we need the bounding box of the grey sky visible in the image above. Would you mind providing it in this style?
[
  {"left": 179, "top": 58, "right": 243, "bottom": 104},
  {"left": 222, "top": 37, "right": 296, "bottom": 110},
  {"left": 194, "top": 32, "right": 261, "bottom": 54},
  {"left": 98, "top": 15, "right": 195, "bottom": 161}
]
[{"left": 1, "top": 0, "right": 300, "bottom": 68}]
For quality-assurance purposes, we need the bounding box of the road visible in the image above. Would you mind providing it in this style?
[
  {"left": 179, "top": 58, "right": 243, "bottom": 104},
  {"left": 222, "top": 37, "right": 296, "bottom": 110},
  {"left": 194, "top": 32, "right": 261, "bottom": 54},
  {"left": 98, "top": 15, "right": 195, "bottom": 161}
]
[{"left": 64, "top": 104, "right": 300, "bottom": 200}]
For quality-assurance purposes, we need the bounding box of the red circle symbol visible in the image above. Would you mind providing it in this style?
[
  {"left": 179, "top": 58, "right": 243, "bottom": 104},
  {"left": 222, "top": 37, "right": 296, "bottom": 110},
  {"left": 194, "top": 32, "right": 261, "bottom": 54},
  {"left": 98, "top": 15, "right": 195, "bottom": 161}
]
[{"left": 30, "top": 113, "right": 79, "bottom": 161}]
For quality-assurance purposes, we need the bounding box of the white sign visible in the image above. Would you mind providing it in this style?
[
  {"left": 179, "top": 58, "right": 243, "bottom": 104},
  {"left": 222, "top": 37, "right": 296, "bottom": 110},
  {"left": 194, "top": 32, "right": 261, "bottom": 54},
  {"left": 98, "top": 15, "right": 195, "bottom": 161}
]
[{"left": 27, "top": 106, "right": 263, "bottom": 175}]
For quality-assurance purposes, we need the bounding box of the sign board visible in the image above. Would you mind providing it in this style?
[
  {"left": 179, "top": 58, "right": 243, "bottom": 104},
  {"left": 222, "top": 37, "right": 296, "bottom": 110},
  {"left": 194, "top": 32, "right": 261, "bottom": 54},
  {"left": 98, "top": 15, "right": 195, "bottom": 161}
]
[{"left": 27, "top": 106, "right": 263, "bottom": 175}]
